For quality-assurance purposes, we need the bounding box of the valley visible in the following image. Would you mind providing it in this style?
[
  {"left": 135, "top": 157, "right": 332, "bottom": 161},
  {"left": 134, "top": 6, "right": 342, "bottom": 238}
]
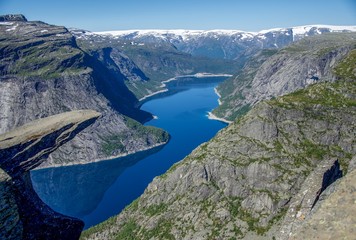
[
  {"left": 31, "top": 76, "right": 228, "bottom": 229},
  {"left": 0, "top": 13, "right": 355, "bottom": 240}
]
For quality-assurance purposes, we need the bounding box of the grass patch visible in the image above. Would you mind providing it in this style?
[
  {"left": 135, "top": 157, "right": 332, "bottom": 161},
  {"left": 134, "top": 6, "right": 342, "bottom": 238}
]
[
  {"left": 114, "top": 219, "right": 140, "bottom": 240},
  {"left": 101, "top": 134, "right": 126, "bottom": 155},
  {"left": 270, "top": 81, "right": 356, "bottom": 109},
  {"left": 144, "top": 203, "right": 168, "bottom": 216},
  {"left": 333, "top": 49, "right": 356, "bottom": 80},
  {"left": 80, "top": 216, "right": 117, "bottom": 239}
]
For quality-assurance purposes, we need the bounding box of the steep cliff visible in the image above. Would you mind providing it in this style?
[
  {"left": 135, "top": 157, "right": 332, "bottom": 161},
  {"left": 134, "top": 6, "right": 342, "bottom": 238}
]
[
  {"left": 0, "top": 15, "right": 169, "bottom": 167},
  {"left": 214, "top": 33, "right": 356, "bottom": 121},
  {"left": 0, "top": 110, "right": 100, "bottom": 240},
  {"left": 73, "top": 26, "right": 356, "bottom": 100},
  {"left": 290, "top": 157, "right": 356, "bottom": 239},
  {"left": 82, "top": 81, "right": 355, "bottom": 238},
  {"left": 71, "top": 29, "right": 238, "bottom": 99}
]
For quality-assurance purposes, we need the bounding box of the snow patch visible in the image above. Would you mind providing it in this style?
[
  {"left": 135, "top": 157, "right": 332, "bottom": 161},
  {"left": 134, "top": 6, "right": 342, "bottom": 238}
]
[
  {"left": 5, "top": 24, "right": 18, "bottom": 31},
  {"left": 94, "top": 29, "right": 257, "bottom": 41},
  {"left": 88, "top": 25, "right": 356, "bottom": 45},
  {"left": 0, "top": 22, "right": 13, "bottom": 26}
]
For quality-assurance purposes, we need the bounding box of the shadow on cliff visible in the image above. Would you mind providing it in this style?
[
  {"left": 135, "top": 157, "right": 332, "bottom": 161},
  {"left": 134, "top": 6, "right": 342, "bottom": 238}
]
[
  {"left": 31, "top": 145, "right": 164, "bottom": 220},
  {"left": 83, "top": 48, "right": 153, "bottom": 123}
]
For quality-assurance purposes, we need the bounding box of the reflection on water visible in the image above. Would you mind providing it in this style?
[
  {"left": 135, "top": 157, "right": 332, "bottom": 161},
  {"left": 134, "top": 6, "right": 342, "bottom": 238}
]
[{"left": 31, "top": 146, "right": 163, "bottom": 217}]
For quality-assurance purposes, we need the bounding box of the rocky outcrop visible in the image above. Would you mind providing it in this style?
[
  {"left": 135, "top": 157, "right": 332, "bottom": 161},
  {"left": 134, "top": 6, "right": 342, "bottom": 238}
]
[
  {"left": 276, "top": 158, "right": 342, "bottom": 239},
  {"left": 0, "top": 14, "right": 27, "bottom": 22},
  {"left": 81, "top": 80, "right": 355, "bottom": 239},
  {"left": 0, "top": 15, "right": 169, "bottom": 168},
  {"left": 0, "top": 110, "right": 100, "bottom": 240},
  {"left": 214, "top": 33, "right": 356, "bottom": 120},
  {"left": 290, "top": 167, "right": 356, "bottom": 239}
]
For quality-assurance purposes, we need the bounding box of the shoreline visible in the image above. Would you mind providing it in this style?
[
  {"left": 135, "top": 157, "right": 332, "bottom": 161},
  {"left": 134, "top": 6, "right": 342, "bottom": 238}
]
[
  {"left": 139, "top": 89, "right": 168, "bottom": 102},
  {"left": 138, "top": 73, "right": 232, "bottom": 102},
  {"left": 214, "top": 87, "right": 222, "bottom": 105},
  {"left": 209, "top": 86, "right": 232, "bottom": 124},
  {"left": 37, "top": 74, "right": 231, "bottom": 170},
  {"left": 207, "top": 111, "right": 233, "bottom": 124},
  {"left": 35, "top": 141, "right": 168, "bottom": 170}
]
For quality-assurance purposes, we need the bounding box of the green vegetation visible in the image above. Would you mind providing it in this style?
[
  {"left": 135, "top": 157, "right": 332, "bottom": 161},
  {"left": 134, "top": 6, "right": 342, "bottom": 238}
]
[
  {"left": 213, "top": 49, "right": 278, "bottom": 121},
  {"left": 282, "top": 33, "right": 356, "bottom": 55},
  {"left": 333, "top": 49, "right": 356, "bottom": 80},
  {"left": 81, "top": 32, "right": 356, "bottom": 240},
  {"left": 80, "top": 216, "right": 117, "bottom": 239},
  {"left": 1, "top": 34, "right": 88, "bottom": 78},
  {"left": 138, "top": 219, "right": 175, "bottom": 240},
  {"left": 77, "top": 36, "right": 240, "bottom": 99},
  {"left": 113, "top": 220, "right": 140, "bottom": 240},
  {"left": 101, "top": 116, "right": 169, "bottom": 156},
  {"left": 124, "top": 117, "right": 169, "bottom": 143},
  {"left": 270, "top": 81, "right": 356, "bottom": 109},
  {"left": 126, "top": 198, "right": 139, "bottom": 212},
  {"left": 144, "top": 203, "right": 168, "bottom": 216},
  {"left": 101, "top": 134, "right": 126, "bottom": 155},
  {"left": 214, "top": 33, "right": 356, "bottom": 121}
]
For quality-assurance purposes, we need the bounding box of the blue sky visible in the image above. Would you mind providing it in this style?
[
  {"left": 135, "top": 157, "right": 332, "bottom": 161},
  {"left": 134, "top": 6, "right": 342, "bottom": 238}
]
[{"left": 0, "top": 0, "right": 355, "bottom": 31}]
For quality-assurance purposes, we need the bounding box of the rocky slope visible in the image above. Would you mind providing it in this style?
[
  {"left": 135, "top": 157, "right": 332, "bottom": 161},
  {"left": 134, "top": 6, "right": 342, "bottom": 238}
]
[
  {"left": 71, "top": 29, "right": 238, "bottom": 99},
  {"left": 214, "top": 33, "right": 356, "bottom": 121},
  {"left": 291, "top": 157, "right": 356, "bottom": 239},
  {"left": 0, "top": 15, "right": 169, "bottom": 168},
  {"left": 0, "top": 110, "right": 100, "bottom": 240},
  {"left": 81, "top": 64, "right": 355, "bottom": 239},
  {"left": 73, "top": 26, "right": 356, "bottom": 100}
]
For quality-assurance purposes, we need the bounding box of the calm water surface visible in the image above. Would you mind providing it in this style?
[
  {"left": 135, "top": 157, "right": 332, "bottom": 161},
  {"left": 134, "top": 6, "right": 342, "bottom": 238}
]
[{"left": 31, "top": 77, "right": 228, "bottom": 229}]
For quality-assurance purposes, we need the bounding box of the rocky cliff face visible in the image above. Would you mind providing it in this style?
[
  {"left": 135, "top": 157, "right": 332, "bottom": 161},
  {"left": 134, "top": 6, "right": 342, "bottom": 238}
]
[
  {"left": 0, "top": 15, "right": 169, "bottom": 168},
  {"left": 290, "top": 157, "right": 356, "bottom": 239},
  {"left": 214, "top": 33, "right": 356, "bottom": 120},
  {"left": 71, "top": 29, "right": 238, "bottom": 99},
  {"left": 81, "top": 79, "right": 355, "bottom": 239},
  {"left": 0, "top": 110, "right": 100, "bottom": 240},
  {"left": 72, "top": 26, "right": 356, "bottom": 99}
]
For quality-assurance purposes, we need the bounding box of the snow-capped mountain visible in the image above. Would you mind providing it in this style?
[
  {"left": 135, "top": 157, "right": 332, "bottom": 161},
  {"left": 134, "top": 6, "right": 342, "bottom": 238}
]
[
  {"left": 73, "top": 25, "right": 356, "bottom": 60},
  {"left": 96, "top": 25, "right": 356, "bottom": 39}
]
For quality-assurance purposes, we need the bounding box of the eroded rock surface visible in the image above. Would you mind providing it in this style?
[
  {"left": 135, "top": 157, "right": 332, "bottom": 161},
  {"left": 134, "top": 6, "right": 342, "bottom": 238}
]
[
  {"left": 0, "top": 15, "right": 169, "bottom": 168},
  {"left": 81, "top": 80, "right": 355, "bottom": 240},
  {"left": 0, "top": 110, "right": 100, "bottom": 240}
]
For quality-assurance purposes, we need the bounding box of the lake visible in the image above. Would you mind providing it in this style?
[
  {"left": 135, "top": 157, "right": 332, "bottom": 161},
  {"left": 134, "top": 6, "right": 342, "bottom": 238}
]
[{"left": 31, "top": 76, "right": 228, "bottom": 229}]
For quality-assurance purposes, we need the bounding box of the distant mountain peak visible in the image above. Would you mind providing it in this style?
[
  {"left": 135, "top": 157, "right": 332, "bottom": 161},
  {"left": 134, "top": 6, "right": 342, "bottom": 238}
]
[
  {"left": 0, "top": 14, "right": 27, "bottom": 22},
  {"left": 94, "top": 25, "right": 356, "bottom": 38}
]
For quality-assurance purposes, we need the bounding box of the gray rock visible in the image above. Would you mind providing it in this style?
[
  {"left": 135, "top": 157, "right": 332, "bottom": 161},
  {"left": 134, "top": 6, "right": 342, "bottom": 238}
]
[
  {"left": 290, "top": 168, "right": 356, "bottom": 239},
  {"left": 276, "top": 158, "right": 342, "bottom": 239},
  {"left": 0, "top": 110, "right": 100, "bottom": 240},
  {"left": 215, "top": 33, "right": 356, "bottom": 120},
  {"left": 0, "top": 14, "right": 27, "bottom": 22},
  {"left": 81, "top": 80, "right": 355, "bottom": 240},
  {"left": 0, "top": 19, "right": 169, "bottom": 168}
]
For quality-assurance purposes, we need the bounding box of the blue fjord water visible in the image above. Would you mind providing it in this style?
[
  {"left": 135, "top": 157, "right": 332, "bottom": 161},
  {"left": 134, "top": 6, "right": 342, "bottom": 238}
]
[{"left": 31, "top": 77, "right": 228, "bottom": 229}]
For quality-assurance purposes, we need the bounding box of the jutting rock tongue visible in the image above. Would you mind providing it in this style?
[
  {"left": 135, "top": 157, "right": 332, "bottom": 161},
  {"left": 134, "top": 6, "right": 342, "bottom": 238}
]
[{"left": 0, "top": 110, "right": 101, "bottom": 240}]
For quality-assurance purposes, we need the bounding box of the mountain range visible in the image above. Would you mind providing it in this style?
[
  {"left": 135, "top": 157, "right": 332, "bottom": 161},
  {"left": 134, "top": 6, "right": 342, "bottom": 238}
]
[
  {"left": 81, "top": 32, "right": 356, "bottom": 240},
  {"left": 91, "top": 25, "right": 356, "bottom": 60},
  {"left": 0, "top": 14, "right": 355, "bottom": 240}
]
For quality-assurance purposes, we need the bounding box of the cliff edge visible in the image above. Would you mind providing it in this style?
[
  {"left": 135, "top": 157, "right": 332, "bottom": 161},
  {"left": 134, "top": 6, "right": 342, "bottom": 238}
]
[
  {"left": 0, "top": 110, "right": 100, "bottom": 240},
  {"left": 81, "top": 81, "right": 355, "bottom": 240}
]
